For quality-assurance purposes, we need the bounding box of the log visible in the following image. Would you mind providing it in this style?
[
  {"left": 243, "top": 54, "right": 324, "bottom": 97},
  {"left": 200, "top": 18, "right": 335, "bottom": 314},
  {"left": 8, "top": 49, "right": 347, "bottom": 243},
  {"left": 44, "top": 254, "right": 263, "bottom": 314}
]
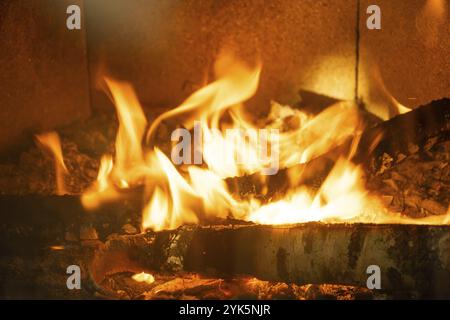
[
  {"left": 0, "top": 193, "right": 142, "bottom": 254},
  {"left": 0, "top": 192, "right": 247, "bottom": 254},
  {"left": 92, "top": 223, "right": 450, "bottom": 298},
  {"left": 360, "top": 99, "right": 450, "bottom": 218},
  {"left": 355, "top": 98, "right": 450, "bottom": 166},
  {"left": 226, "top": 98, "right": 450, "bottom": 199}
]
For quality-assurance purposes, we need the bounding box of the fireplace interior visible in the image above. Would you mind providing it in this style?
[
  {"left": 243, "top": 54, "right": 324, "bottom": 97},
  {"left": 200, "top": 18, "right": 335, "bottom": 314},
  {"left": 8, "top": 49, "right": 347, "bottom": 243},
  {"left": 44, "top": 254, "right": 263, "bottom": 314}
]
[{"left": 0, "top": 0, "right": 449, "bottom": 300}]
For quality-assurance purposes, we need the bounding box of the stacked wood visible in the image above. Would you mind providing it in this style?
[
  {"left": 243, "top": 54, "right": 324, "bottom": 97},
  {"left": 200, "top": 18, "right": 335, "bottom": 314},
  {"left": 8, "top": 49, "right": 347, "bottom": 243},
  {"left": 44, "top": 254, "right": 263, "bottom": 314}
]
[{"left": 2, "top": 222, "right": 449, "bottom": 299}]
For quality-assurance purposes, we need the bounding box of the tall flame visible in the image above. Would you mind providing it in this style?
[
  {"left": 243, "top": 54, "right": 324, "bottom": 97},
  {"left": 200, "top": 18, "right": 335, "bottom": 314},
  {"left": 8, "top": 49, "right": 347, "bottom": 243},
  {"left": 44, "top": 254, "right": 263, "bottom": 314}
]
[
  {"left": 146, "top": 52, "right": 261, "bottom": 142},
  {"left": 361, "top": 63, "right": 411, "bottom": 120},
  {"left": 35, "top": 132, "right": 68, "bottom": 195},
  {"left": 105, "top": 77, "right": 147, "bottom": 179},
  {"left": 81, "top": 78, "right": 148, "bottom": 210}
]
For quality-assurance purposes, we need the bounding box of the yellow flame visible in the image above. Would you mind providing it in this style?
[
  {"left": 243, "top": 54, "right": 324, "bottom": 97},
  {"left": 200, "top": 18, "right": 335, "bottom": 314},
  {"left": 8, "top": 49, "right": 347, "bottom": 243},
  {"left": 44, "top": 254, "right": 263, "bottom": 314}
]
[
  {"left": 188, "top": 166, "right": 244, "bottom": 219},
  {"left": 142, "top": 149, "right": 199, "bottom": 231},
  {"left": 35, "top": 132, "right": 68, "bottom": 195},
  {"left": 444, "top": 206, "right": 450, "bottom": 225},
  {"left": 248, "top": 159, "right": 380, "bottom": 224},
  {"left": 146, "top": 52, "right": 261, "bottom": 142},
  {"left": 142, "top": 187, "right": 169, "bottom": 231},
  {"left": 105, "top": 77, "right": 148, "bottom": 180},
  {"left": 361, "top": 63, "right": 411, "bottom": 120},
  {"left": 82, "top": 78, "right": 149, "bottom": 210},
  {"left": 81, "top": 155, "right": 120, "bottom": 210}
]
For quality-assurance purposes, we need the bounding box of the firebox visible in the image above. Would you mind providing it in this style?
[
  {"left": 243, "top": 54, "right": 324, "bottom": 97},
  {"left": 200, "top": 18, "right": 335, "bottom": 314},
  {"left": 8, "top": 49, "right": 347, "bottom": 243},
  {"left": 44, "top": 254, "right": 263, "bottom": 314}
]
[{"left": 0, "top": 0, "right": 449, "bottom": 301}]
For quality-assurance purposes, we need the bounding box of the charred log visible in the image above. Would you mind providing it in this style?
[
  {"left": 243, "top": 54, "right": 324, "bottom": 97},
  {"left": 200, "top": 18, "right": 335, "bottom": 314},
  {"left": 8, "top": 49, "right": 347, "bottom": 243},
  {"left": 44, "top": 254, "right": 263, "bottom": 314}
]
[
  {"left": 0, "top": 193, "right": 142, "bottom": 255},
  {"left": 226, "top": 98, "right": 450, "bottom": 204}
]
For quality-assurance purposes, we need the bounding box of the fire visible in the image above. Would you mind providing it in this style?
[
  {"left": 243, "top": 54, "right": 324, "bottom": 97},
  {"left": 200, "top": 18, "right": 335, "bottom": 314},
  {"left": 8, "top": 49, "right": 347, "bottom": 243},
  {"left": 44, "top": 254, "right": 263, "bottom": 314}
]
[
  {"left": 104, "top": 77, "right": 147, "bottom": 180},
  {"left": 81, "top": 155, "right": 120, "bottom": 210},
  {"left": 361, "top": 63, "right": 411, "bottom": 120},
  {"left": 146, "top": 52, "right": 261, "bottom": 142},
  {"left": 80, "top": 52, "right": 449, "bottom": 230},
  {"left": 248, "top": 158, "right": 386, "bottom": 225},
  {"left": 142, "top": 148, "right": 199, "bottom": 231},
  {"left": 35, "top": 131, "right": 68, "bottom": 195},
  {"left": 81, "top": 77, "right": 148, "bottom": 210}
]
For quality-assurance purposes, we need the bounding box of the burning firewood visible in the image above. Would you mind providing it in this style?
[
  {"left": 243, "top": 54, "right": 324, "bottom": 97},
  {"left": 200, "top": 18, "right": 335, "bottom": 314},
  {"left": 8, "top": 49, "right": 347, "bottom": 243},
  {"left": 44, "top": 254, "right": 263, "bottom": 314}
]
[
  {"left": 226, "top": 98, "right": 450, "bottom": 215},
  {"left": 0, "top": 98, "right": 448, "bottom": 247}
]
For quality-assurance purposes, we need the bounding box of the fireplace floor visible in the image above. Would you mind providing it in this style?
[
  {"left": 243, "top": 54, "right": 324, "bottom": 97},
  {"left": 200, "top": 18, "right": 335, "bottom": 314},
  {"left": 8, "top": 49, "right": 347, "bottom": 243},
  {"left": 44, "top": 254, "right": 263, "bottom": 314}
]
[{"left": 0, "top": 242, "right": 380, "bottom": 300}]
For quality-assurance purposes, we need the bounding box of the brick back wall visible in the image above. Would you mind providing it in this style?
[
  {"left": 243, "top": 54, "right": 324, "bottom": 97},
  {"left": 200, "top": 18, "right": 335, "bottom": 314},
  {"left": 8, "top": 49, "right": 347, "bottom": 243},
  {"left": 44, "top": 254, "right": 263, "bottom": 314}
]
[
  {"left": 0, "top": 1, "right": 448, "bottom": 152},
  {"left": 85, "top": 0, "right": 448, "bottom": 115},
  {"left": 359, "top": 0, "right": 449, "bottom": 118},
  {"left": 0, "top": 0, "right": 91, "bottom": 154},
  {"left": 85, "top": 0, "right": 357, "bottom": 115}
]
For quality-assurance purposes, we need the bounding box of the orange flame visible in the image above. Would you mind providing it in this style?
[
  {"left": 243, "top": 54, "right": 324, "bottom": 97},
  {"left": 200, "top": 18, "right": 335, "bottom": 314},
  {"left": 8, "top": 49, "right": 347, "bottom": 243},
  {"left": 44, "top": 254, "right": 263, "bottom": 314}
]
[
  {"left": 81, "top": 77, "right": 148, "bottom": 210},
  {"left": 81, "top": 155, "right": 119, "bottom": 210},
  {"left": 35, "top": 132, "right": 68, "bottom": 195},
  {"left": 146, "top": 52, "right": 261, "bottom": 142},
  {"left": 361, "top": 63, "right": 411, "bottom": 120},
  {"left": 105, "top": 77, "right": 147, "bottom": 179}
]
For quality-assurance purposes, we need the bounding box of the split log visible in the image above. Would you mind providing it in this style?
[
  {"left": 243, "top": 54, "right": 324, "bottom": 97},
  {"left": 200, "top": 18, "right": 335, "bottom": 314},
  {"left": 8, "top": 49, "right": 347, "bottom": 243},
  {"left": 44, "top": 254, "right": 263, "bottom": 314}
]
[
  {"left": 0, "top": 192, "right": 247, "bottom": 254},
  {"left": 0, "top": 193, "right": 142, "bottom": 254},
  {"left": 360, "top": 99, "right": 450, "bottom": 218},
  {"left": 91, "top": 223, "right": 450, "bottom": 298},
  {"left": 355, "top": 98, "right": 450, "bottom": 166},
  {"left": 226, "top": 98, "right": 450, "bottom": 200}
]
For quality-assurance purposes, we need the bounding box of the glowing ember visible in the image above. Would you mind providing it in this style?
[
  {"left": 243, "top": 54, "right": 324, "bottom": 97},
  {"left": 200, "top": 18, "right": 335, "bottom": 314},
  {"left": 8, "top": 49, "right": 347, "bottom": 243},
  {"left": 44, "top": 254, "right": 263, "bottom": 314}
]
[
  {"left": 49, "top": 245, "right": 65, "bottom": 251},
  {"left": 132, "top": 272, "right": 155, "bottom": 284}
]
